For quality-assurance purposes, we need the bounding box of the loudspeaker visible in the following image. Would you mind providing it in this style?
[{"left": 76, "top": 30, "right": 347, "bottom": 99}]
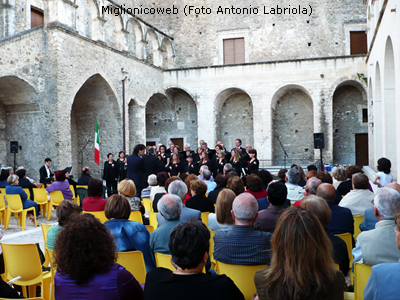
[
  {"left": 10, "top": 141, "right": 18, "bottom": 153},
  {"left": 314, "top": 133, "right": 324, "bottom": 149}
]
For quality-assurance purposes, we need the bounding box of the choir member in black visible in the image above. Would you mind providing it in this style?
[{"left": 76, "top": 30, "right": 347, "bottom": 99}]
[
  {"left": 167, "top": 153, "right": 183, "bottom": 177},
  {"left": 230, "top": 149, "right": 243, "bottom": 176},
  {"left": 215, "top": 150, "right": 229, "bottom": 175},
  {"left": 159, "top": 144, "right": 169, "bottom": 167},
  {"left": 245, "top": 149, "right": 259, "bottom": 175},
  {"left": 199, "top": 151, "right": 213, "bottom": 174},
  {"left": 196, "top": 147, "right": 204, "bottom": 165},
  {"left": 103, "top": 153, "right": 119, "bottom": 195},
  {"left": 172, "top": 145, "right": 184, "bottom": 162},
  {"left": 185, "top": 154, "right": 198, "bottom": 175},
  {"left": 117, "top": 150, "right": 127, "bottom": 181}
]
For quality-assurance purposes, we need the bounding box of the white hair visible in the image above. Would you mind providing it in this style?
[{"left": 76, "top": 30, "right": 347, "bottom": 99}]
[
  {"left": 168, "top": 180, "right": 187, "bottom": 201},
  {"left": 157, "top": 194, "right": 182, "bottom": 220},
  {"left": 232, "top": 193, "right": 258, "bottom": 221},
  {"left": 374, "top": 187, "right": 400, "bottom": 220}
]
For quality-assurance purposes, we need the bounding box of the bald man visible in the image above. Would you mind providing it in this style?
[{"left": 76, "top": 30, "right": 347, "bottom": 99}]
[
  {"left": 214, "top": 193, "right": 271, "bottom": 265},
  {"left": 317, "top": 183, "right": 354, "bottom": 236}
]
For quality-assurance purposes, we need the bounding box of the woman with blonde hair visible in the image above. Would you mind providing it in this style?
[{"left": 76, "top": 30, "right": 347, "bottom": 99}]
[
  {"left": 208, "top": 189, "right": 235, "bottom": 231},
  {"left": 118, "top": 179, "right": 145, "bottom": 215},
  {"left": 254, "top": 206, "right": 345, "bottom": 300},
  {"left": 332, "top": 166, "right": 346, "bottom": 189},
  {"left": 230, "top": 149, "right": 243, "bottom": 175}
]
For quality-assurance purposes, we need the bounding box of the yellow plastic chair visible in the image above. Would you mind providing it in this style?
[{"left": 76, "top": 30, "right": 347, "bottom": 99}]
[
  {"left": 201, "top": 212, "right": 210, "bottom": 228},
  {"left": 22, "top": 188, "right": 31, "bottom": 199},
  {"left": 146, "top": 225, "right": 154, "bottom": 234},
  {"left": 209, "top": 230, "right": 217, "bottom": 269},
  {"left": 149, "top": 211, "right": 158, "bottom": 228},
  {"left": 41, "top": 224, "right": 53, "bottom": 267},
  {"left": 0, "top": 192, "right": 7, "bottom": 225},
  {"left": 155, "top": 252, "right": 175, "bottom": 271},
  {"left": 4, "top": 194, "right": 37, "bottom": 230},
  {"left": 353, "top": 216, "right": 364, "bottom": 240},
  {"left": 69, "top": 185, "right": 78, "bottom": 204},
  {"left": 0, "top": 188, "right": 6, "bottom": 195},
  {"left": 142, "top": 198, "right": 153, "bottom": 212},
  {"left": 354, "top": 262, "right": 372, "bottom": 300},
  {"left": 335, "top": 232, "right": 353, "bottom": 269},
  {"left": 129, "top": 211, "right": 143, "bottom": 224},
  {"left": 47, "top": 248, "right": 56, "bottom": 300},
  {"left": 33, "top": 188, "right": 49, "bottom": 219},
  {"left": 216, "top": 261, "right": 268, "bottom": 300},
  {"left": 1, "top": 243, "right": 51, "bottom": 298},
  {"left": 47, "top": 191, "right": 64, "bottom": 221},
  {"left": 83, "top": 210, "right": 108, "bottom": 223},
  {"left": 117, "top": 251, "right": 146, "bottom": 284}
]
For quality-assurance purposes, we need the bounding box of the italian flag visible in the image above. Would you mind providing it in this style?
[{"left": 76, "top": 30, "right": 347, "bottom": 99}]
[{"left": 94, "top": 119, "right": 100, "bottom": 165}]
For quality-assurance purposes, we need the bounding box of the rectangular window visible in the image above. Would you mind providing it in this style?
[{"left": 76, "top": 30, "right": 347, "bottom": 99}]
[
  {"left": 223, "top": 38, "right": 245, "bottom": 64},
  {"left": 350, "top": 31, "right": 367, "bottom": 55},
  {"left": 31, "top": 6, "right": 44, "bottom": 29},
  {"left": 362, "top": 108, "right": 368, "bottom": 123}
]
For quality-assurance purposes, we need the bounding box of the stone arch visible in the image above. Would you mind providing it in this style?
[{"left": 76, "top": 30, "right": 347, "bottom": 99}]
[
  {"left": 161, "top": 38, "right": 174, "bottom": 69},
  {"left": 145, "top": 29, "right": 161, "bottom": 66},
  {"left": 383, "top": 36, "right": 396, "bottom": 174},
  {"left": 271, "top": 84, "right": 314, "bottom": 162},
  {"left": 0, "top": 75, "right": 45, "bottom": 177},
  {"left": 71, "top": 74, "right": 122, "bottom": 178},
  {"left": 374, "top": 63, "right": 383, "bottom": 161},
  {"left": 126, "top": 18, "right": 144, "bottom": 58},
  {"left": 145, "top": 88, "right": 198, "bottom": 148},
  {"left": 215, "top": 88, "right": 254, "bottom": 150},
  {"left": 332, "top": 80, "right": 368, "bottom": 165}
]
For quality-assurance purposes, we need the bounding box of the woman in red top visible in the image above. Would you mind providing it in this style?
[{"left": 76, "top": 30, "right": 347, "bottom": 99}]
[
  {"left": 244, "top": 174, "right": 268, "bottom": 199},
  {"left": 82, "top": 178, "right": 107, "bottom": 211}
]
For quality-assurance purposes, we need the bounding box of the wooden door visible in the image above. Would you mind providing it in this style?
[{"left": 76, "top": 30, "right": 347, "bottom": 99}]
[
  {"left": 355, "top": 134, "right": 369, "bottom": 166},
  {"left": 171, "top": 138, "right": 184, "bottom": 151}
]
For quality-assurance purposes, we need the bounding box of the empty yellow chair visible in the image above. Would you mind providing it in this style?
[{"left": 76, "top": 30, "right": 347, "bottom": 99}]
[
  {"left": 155, "top": 252, "right": 175, "bottom": 271},
  {"left": 41, "top": 223, "right": 53, "bottom": 268},
  {"left": 335, "top": 232, "right": 353, "bottom": 269},
  {"left": 33, "top": 188, "right": 49, "bottom": 219},
  {"left": 209, "top": 230, "right": 217, "bottom": 267},
  {"left": 353, "top": 216, "right": 364, "bottom": 240},
  {"left": 83, "top": 210, "right": 108, "bottom": 223},
  {"left": 354, "top": 262, "right": 372, "bottom": 300},
  {"left": 201, "top": 212, "right": 210, "bottom": 228},
  {"left": 117, "top": 251, "right": 146, "bottom": 285},
  {"left": 69, "top": 185, "right": 78, "bottom": 205},
  {"left": 142, "top": 198, "right": 153, "bottom": 212},
  {"left": 146, "top": 225, "right": 154, "bottom": 234},
  {"left": 47, "top": 190, "right": 64, "bottom": 221},
  {"left": 4, "top": 194, "right": 37, "bottom": 230},
  {"left": 216, "top": 260, "right": 268, "bottom": 300},
  {"left": 1, "top": 243, "right": 51, "bottom": 298},
  {"left": 0, "top": 192, "right": 7, "bottom": 225},
  {"left": 47, "top": 248, "right": 56, "bottom": 300},
  {"left": 149, "top": 211, "right": 158, "bottom": 228},
  {"left": 129, "top": 211, "right": 143, "bottom": 223}
]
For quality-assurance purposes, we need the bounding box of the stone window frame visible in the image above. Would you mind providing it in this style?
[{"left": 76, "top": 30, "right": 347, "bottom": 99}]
[
  {"left": 344, "top": 23, "right": 367, "bottom": 55},
  {"left": 358, "top": 105, "right": 368, "bottom": 126},
  {"left": 217, "top": 29, "right": 249, "bottom": 65},
  {"left": 26, "top": 0, "right": 45, "bottom": 30}
]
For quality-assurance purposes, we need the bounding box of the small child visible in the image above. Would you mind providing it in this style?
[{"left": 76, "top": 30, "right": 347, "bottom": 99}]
[{"left": 373, "top": 157, "right": 393, "bottom": 188}]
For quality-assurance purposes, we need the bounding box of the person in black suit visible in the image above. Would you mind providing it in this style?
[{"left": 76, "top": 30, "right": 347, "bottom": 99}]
[
  {"left": 39, "top": 157, "right": 53, "bottom": 185},
  {"left": 126, "top": 144, "right": 146, "bottom": 197},
  {"left": 230, "top": 149, "right": 243, "bottom": 176},
  {"left": 231, "top": 139, "right": 246, "bottom": 157},
  {"left": 77, "top": 166, "right": 92, "bottom": 185},
  {"left": 184, "top": 154, "right": 198, "bottom": 175},
  {"left": 142, "top": 147, "right": 160, "bottom": 188},
  {"left": 245, "top": 149, "right": 259, "bottom": 175},
  {"left": 103, "top": 153, "right": 119, "bottom": 196},
  {"left": 214, "top": 150, "right": 229, "bottom": 175},
  {"left": 16, "top": 168, "right": 37, "bottom": 200}
]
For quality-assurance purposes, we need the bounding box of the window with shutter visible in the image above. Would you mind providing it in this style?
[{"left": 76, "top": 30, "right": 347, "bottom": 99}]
[
  {"left": 223, "top": 38, "right": 245, "bottom": 64},
  {"left": 350, "top": 31, "right": 367, "bottom": 55},
  {"left": 31, "top": 6, "right": 44, "bottom": 29}
]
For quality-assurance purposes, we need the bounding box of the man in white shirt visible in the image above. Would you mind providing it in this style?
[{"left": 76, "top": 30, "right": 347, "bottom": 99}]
[
  {"left": 285, "top": 168, "right": 304, "bottom": 204},
  {"left": 339, "top": 173, "right": 374, "bottom": 216}
]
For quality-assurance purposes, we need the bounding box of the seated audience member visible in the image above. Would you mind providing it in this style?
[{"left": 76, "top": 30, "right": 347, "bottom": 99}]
[
  {"left": 77, "top": 166, "right": 91, "bottom": 185},
  {"left": 223, "top": 163, "right": 233, "bottom": 175},
  {"left": 153, "top": 176, "right": 179, "bottom": 212},
  {"left": 118, "top": 179, "right": 144, "bottom": 215},
  {"left": 202, "top": 169, "right": 216, "bottom": 193},
  {"left": 254, "top": 207, "right": 345, "bottom": 300},
  {"left": 285, "top": 168, "right": 304, "bottom": 204},
  {"left": 293, "top": 177, "right": 322, "bottom": 206},
  {"left": 254, "top": 169, "right": 273, "bottom": 190},
  {"left": 301, "top": 196, "right": 349, "bottom": 276},
  {"left": 144, "top": 221, "right": 244, "bottom": 300},
  {"left": 104, "top": 194, "right": 155, "bottom": 272},
  {"left": 364, "top": 212, "right": 400, "bottom": 300},
  {"left": 307, "top": 165, "right": 318, "bottom": 172},
  {"left": 214, "top": 193, "right": 271, "bottom": 265},
  {"left": 82, "top": 178, "right": 107, "bottom": 211},
  {"left": 156, "top": 180, "right": 201, "bottom": 226},
  {"left": 255, "top": 181, "right": 288, "bottom": 233},
  {"left": 6, "top": 174, "right": 39, "bottom": 221},
  {"left": 226, "top": 176, "right": 245, "bottom": 196},
  {"left": 339, "top": 173, "right": 374, "bottom": 216},
  {"left": 332, "top": 166, "right": 346, "bottom": 189},
  {"left": 47, "top": 200, "right": 81, "bottom": 250},
  {"left": 16, "top": 168, "right": 37, "bottom": 200},
  {"left": 277, "top": 168, "right": 287, "bottom": 184},
  {"left": 208, "top": 174, "right": 227, "bottom": 204},
  {"left": 317, "top": 183, "right": 354, "bottom": 236},
  {"left": 46, "top": 170, "right": 73, "bottom": 201},
  {"left": 54, "top": 214, "right": 143, "bottom": 300},
  {"left": 197, "top": 165, "right": 214, "bottom": 182},
  {"left": 141, "top": 174, "right": 157, "bottom": 199},
  {"left": 306, "top": 169, "right": 318, "bottom": 180},
  {"left": 183, "top": 174, "right": 198, "bottom": 204},
  {"left": 186, "top": 180, "right": 215, "bottom": 213},
  {"left": 353, "top": 187, "right": 400, "bottom": 268},
  {"left": 150, "top": 194, "right": 183, "bottom": 256},
  {"left": 317, "top": 171, "right": 342, "bottom": 204},
  {"left": 291, "top": 165, "right": 307, "bottom": 187},
  {"left": 337, "top": 165, "right": 362, "bottom": 196},
  {"left": 0, "top": 169, "right": 10, "bottom": 188},
  {"left": 16, "top": 166, "right": 39, "bottom": 186},
  {"left": 244, "top": 174, "right": 268, "bottom": 199},
  {"left": 208, "top": 189, "right": 236, "bottom": 231},
  {"left": 149, "top": 172, "right": 168, "bottom": 202}
]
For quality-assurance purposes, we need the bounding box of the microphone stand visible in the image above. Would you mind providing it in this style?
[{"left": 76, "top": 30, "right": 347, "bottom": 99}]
[
  {"left": 276, "top": 136, "right": 289, "bottom": 169},
  {"left": 78, "top": 139, "right": 94, "bottom": 167}
]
